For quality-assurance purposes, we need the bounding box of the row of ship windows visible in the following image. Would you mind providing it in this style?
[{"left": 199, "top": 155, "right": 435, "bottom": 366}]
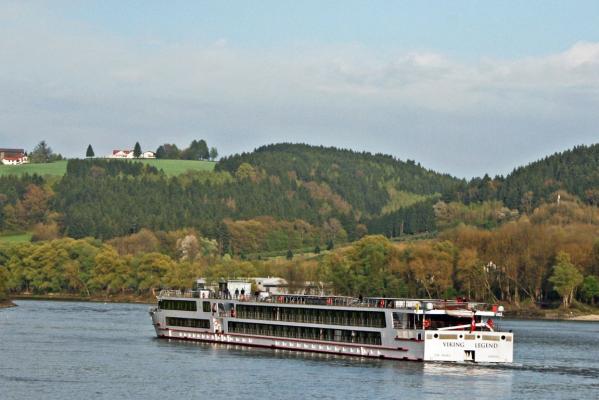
[
  {"left": 159, "top": 300, "right": 197, "bottom": 312},
  {"left": 166, "top": 317, "right": 210, "bottom": 329},
  {"left": 228, "top": 321, "right": 382, "bottom": 345},
  {"left": 235, "top": 305, "right": 387, "bottom": 328}
]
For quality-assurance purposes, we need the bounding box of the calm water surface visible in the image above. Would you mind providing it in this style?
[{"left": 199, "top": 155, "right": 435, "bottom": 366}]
[{"left": 1, "top": 300, "right": 598, "bottom": 400}]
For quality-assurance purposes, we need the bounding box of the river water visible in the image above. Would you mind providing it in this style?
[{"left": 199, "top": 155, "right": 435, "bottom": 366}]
[{"left": 1, "top": 300, "right": 598, "bottom": 400}]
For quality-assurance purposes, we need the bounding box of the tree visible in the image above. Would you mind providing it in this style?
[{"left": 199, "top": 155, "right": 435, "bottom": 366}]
[
  {"left": 549, "top": 252, "right": 583, "bottom": 307},
  {"left": 0, "top": 266, "right": 8, "bottom": 301},
  {"left": 155, "top": 145, "right": 166, "bottom": 159},
  {"left": 314, "top": 245, "right": 321, "bottom": 254},
  {"left": 326, "top": 239, "right": 334, "bottom": 251},
  {"left": 162, "top": 144, "right": 181, "bottom": 159},
  {"left": 133, "top": 142, "right": 142, "bottom": 158},
  {"left": 30, "top": 141, "right": 53, "bottom": 163},
  {"left": 209, "top": 147, "right": 218, "bottom": 161},
  {"left": 86, "top": 145, "right": 95, "bottom": 158},
  {"left": 286, "top": 249, "right": 293, "bottom": 260},
  {"left": 580, "top": 276, "right": 599, "bottom": 305},
  {"left": 183, "top": 139, "right": 210, "bottom": 160},
  {"left": 198, "top": 140, "right": 209, "bottom": 160}
]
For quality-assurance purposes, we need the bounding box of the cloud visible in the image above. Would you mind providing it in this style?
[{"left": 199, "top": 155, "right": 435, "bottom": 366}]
[{"left": 1, "top": 3, "right": 598, "bottom": 177}]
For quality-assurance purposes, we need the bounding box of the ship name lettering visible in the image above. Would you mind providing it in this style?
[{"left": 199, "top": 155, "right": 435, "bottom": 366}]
[
  {"left": 442, "top": 342, "right": 464, "bottom": 348},
  {"left": 475, "top": 343, "right": 498, "bottom": 349}
]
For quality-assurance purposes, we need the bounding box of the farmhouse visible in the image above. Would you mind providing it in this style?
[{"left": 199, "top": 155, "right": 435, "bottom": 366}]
[
  {"left": 0, "top": 148, "right": 29, "bottom": 165},
  {"left": 109, "top": 150, "right": 156, "bottom": 159}
]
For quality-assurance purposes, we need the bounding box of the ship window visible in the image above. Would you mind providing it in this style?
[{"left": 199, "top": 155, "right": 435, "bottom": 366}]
[{"left": 203, "top": 301, "right": 211, "bottom": 312}]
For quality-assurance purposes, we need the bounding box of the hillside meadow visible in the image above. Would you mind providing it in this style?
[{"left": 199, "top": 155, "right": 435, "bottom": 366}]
[{"left": 0, "top": 159, "right": 214, "bottom": 177}]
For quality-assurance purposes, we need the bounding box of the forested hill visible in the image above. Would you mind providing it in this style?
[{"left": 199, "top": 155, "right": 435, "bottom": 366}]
[
  {"left": 217, "top": 143, "right": 462, "bottom": 216},
  {"left": 4, "top": 141, "right": 599, "bottom": 255},
  {"left": 47, "top": 143, "right": 459, "bottom": 243},
  {"left": 454, "top": 143, "right": 599, "bottom": 209}
]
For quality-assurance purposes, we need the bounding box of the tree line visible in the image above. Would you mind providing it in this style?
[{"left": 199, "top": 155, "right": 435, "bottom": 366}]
[
  {"left": 155, "top": 140, "right": 218, "bottom": 161},
  {"left": 1, "top": 213, "right": 598, "bottom": 307}
]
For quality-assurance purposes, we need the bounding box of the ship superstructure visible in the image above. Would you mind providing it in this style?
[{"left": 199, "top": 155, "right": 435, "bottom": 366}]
[{"left": 149, "top": 279, "right": 513, "bottom": 363}]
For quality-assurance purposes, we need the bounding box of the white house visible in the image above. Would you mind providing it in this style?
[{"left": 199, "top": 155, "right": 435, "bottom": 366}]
[
  {"left": 110, "top": 150, "right": 134, "bottom": 159},
  {"left": 110, "top": 150, "right": 155, "bottom": 159}
]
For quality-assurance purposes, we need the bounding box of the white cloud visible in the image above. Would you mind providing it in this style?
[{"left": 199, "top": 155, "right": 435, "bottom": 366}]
[{"left": 1, "top": 3, "right": 598, "bottom": 177}]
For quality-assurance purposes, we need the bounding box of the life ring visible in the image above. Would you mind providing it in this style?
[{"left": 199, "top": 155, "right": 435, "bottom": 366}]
[
  {"left": 423, "top": 319, "right": 431, "bottom": 329},
  {"left": 379, "top": 299, "right": 385, "bottom": 308}
]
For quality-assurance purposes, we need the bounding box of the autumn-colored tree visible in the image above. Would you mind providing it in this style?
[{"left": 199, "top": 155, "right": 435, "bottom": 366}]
[
  {"left": 16, "top": 184, "right": 52, "bottom": 226},
  {"left": 89, "top": 247, "right": 130, "bottom": 294},
  {"left": 31, "top": 222, "right": 60, "bottom": 242},
  {"left": 135, "top": 252, "right": 175, "bottom": 292}
]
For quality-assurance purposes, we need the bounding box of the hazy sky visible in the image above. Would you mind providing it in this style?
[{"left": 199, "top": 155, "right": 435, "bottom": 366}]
[{"left": 2, "top": 1, "right": 599, "bottom": 177}]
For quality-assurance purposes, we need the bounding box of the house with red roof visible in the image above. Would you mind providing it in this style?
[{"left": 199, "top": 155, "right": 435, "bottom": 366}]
[
  {"left": 0, "top": 148, "right": 29, "bottom": 165},
  {"left": 109, "top": 149, "right": 156, "bottom": 159}
]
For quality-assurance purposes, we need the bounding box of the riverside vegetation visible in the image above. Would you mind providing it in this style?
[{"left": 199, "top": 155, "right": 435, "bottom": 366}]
[{"left": 1, "top": 143, "right": 599, "bottom": 313}]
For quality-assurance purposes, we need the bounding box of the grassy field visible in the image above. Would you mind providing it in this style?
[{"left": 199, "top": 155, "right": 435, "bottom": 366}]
[
  {"left": 0, "top": 159, "right": 215, "bottom": 177},
  {"left": 0, "top": 160, "right": 68, "bottom": 177},
  {"left": 138, "top": 159, "right": 215, "bottom": 176},
  {"left": 0, "top": 233, "right": 32, "bottom": 243}
]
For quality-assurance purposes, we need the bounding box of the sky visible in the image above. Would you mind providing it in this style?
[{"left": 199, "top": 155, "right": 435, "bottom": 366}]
[{"left": 1, "top": 1, "right": 599, "bottom": 178}]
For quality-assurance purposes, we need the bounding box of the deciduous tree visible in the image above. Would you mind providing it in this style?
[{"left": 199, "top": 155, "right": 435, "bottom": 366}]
[{"left": 549, "top": 252, "right": 583, "bottom": 307}]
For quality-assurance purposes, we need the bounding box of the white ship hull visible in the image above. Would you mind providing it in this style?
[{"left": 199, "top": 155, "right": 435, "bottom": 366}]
[{"left": 150, "top": 295, "right": 513, "bottom": 363}]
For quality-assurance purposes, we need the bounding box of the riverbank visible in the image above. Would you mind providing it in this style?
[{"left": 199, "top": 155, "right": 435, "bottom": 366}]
[
  {"left": 7, "top": 293, "right": 599, "bottom": 321},
  {"left": 0, "top": 299, "right": 16, "bottom": 308},
  {"left": 11, "top": 293, "right": 154, "bottom": 305},
  {"left": 505, "top": 303, "right": 599, "bottom": 321}
]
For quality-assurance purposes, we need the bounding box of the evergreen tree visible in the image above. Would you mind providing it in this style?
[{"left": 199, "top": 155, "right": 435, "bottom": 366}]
[
  {"left": 327, "top": 239, "right": 334, "bottom": 251},
  {"left": 286, "top": 249, "right": 293, "bottom": 260},
  {"left": 314, "top": 245, "right": 321, "bottom": 254},
  {"left": 155, "top": 145, "right": 166, "bottom": 159},
  {"left": 86, "top": 144, "right": 95, "bottom": 158},
  {"left": 30, "top": 140, "right": 54, "bottom": 163},
  {"left": 133, "top": 142, "right": 142, "bottom": 158}
]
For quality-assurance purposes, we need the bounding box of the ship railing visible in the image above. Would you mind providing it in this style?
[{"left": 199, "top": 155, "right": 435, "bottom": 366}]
[{"left": 157, "top": 290, "right": 499, "bottom": 313}]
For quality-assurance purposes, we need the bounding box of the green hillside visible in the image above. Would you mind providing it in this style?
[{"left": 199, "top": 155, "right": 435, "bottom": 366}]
[
  {"left": 43, "top": 144, "right": 454, "bottom": 241},
  {"left": 0, "top": 159, "right": 214, "bottom": 177}
]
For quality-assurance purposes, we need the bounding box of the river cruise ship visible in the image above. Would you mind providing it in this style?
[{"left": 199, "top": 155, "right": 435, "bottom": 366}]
[{"left": 149, "top": 279, "right": 513, "bottom": 363}]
